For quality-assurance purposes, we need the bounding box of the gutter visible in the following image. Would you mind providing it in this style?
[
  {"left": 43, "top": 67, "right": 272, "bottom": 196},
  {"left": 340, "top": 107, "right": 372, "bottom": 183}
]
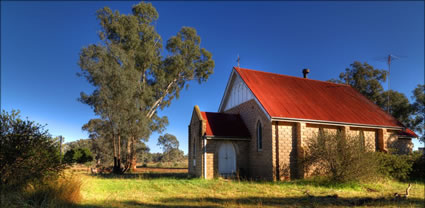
[{"left": 271, "top": 117, "right": 403, "bottom": 130}]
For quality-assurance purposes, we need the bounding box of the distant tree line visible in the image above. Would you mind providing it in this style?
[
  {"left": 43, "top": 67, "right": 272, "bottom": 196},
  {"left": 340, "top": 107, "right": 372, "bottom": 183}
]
[{"left": 63, "top": 132, "right": 185, "bottom": 168}]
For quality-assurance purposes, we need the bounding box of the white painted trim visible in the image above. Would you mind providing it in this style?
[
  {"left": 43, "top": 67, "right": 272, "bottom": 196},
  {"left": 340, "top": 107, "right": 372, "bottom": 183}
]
[
  {"left": 218, "top": 69, "right": 236, "bottom": 112},
  {"left": 205, "top": 136, "right": 250, "bottom": 140},
  {"left": 254, "top": 98, "right": 271, "bottom": 121},
  {"left": 218, "top": 68, "right": 272, "bottom": 121},
  {"left": 271, "top": 117, "right": 403, "bottom": 130},
  {"left": 203, "top": 136, "right": 207, "bottom": 179}
]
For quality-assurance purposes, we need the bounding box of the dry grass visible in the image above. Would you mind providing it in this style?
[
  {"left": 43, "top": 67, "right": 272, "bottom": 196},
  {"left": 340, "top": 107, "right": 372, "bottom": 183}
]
[
  {"left": 75, "top": 169, "right": 425, "bottom": 208},
  {"left": 1, "top": 174, "right": 83, "bottom": 208},
  {"left": 25, "top": 174, "right": 83, "bottom": 206}
]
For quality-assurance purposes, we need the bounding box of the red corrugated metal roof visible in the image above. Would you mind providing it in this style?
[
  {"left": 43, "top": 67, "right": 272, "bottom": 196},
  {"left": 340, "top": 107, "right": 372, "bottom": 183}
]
[
  {"left": 398, "top": 128, "right": 418, "bottom": 138},
  {"left": 201, "top": 111, "right": 250, "bottom": 138},
  {"left": 234, "top": 67, "right": 410, "bottom": 130}
]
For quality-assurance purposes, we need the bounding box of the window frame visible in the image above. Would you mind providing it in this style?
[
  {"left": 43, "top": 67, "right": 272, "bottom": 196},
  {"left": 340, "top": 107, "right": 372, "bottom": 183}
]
[{"left": 257, "top": 121, "right": 263, "bottom": 152}]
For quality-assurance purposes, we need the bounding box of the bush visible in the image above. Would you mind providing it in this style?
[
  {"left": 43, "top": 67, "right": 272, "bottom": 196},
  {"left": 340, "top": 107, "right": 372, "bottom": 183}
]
[
  {"left": 373, "top": 151, "right": 424, "bottom": 181},
  {"left": 0, "top": 110, "right": 65, "bottom": 191},
  {"left": 303, "top": 131, "right": 378, "bottom": 182},
  {"left": 409, "top": 152, "right": 425, "bottom": 181},
  {"left": 373, "top": 151, "right": 414, "bottom": 180}
]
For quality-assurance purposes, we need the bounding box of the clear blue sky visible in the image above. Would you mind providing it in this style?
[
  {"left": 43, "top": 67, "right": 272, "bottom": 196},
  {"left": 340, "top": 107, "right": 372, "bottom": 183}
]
[{"left": 2, "top": 1, "right": 424, "bottom": 153}]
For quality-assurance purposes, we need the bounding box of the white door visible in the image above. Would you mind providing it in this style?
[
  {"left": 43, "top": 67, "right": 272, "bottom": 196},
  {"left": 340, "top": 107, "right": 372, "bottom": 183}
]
[{"left": 218, "top": 142, "right": 236, "bottom": 177}]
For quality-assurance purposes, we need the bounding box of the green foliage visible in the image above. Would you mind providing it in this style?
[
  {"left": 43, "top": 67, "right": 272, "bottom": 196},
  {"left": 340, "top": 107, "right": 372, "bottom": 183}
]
[
  {"left": 373, "top": 151, "right": 415, "bottom": 181},
  {"left": 411, "top": 85, "right": 424, "bottom": 142},
  {"left": 0, "top": 110, "right": 65, "bottom": 191},
  {"left": 330, "top": 62, "right": 422, "bottom": 134},
  {"left": 78, "top": 2, "right": 214, "bottom": 173},
  {"left": 329, "top": 61, "right": 387, "bottom": 104},
  {"left": 157, "top": 133, "right": 179, "bottom": 152},
  {"left": 377, "top": 90, "right": 413, "bottom": 125},
  {"left": 373, "top": 151, "right": 424, "bottom": 181},
  {"left": 63, "top": 148, "right": 93, "bottom": 165},
  {"left": 303, "top": 131, "right": 378, "bottom": 182},
  {"left": 157, "top": 133, "right": 184, "bottom": 162},
  {"left": 409, "top": 152, "right": 425, "bottom": 181},
  {"left": 161, "top": 149, "right": 185, "bottom": 163}
]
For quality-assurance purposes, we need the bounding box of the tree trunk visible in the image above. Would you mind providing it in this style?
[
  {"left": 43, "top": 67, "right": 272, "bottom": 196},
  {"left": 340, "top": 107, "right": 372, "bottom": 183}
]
[
  {"left": 131, "top": 137, "right": 137, "bottom": 171},
  {"left": 126, "top": 137, "right": 132, "bottom": 171},
  {"left": 113, "top": 135, "right": 118, "bottom": 174},
  {"left": 117, "top": 135, "right": 121, "bottom": 173}
]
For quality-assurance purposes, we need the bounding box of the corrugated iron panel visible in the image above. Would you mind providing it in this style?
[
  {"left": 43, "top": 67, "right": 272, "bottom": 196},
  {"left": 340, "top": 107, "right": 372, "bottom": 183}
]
[
  {"left": 201, "top": 111, "right": 250, "bottom": 138},
  {"left": 234, "top": 67, "right": 404, "bottom": 128}
]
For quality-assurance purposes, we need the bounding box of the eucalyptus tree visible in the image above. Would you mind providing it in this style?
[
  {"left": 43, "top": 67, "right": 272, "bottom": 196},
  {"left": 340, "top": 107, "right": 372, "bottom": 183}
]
[
  {"left": 330, "top": 62, "right": 422, "bottom": 135},
  {"left": 411, "top": 85, "right": 425, "bottom": 142},
  {"left": 82, "top": 119, "right": 114, "bottom": 168},
  {"left": 329, "top": 61, "right": 388, "bottom": 104},
  {"left": 79, "top": 2, "right": 214, "bottom": 173}
]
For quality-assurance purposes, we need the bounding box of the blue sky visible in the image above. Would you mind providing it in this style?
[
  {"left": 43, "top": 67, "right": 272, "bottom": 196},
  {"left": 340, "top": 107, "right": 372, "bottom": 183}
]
[{"left": 2, "top": 1, "right": 424, "bottom": 153}]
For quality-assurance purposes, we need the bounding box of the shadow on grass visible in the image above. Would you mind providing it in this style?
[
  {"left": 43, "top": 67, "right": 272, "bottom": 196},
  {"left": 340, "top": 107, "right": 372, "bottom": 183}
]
[
  {"left": 92, "top": 172, "right": 194, "bottom": 180},
  {"left": 71, "top": 196, "right": 425, "bottom": 208},
  {"left": 284, "top": 178, "right": 364, "bottom": 189},
  {"left": 135, "top": 165, "right": 187, "bottom": 170}
]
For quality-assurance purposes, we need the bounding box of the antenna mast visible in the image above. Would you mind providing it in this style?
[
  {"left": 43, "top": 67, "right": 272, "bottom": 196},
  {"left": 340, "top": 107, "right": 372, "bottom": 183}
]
[
  {"left": 387, "top": 54, "right": 391, "bottom": 114},
  {"left": 237, "top": 54, "right": 240, "bottom": 67}
]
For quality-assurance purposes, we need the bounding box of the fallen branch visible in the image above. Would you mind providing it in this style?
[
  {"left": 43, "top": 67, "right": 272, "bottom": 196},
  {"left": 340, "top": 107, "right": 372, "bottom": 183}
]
[{"left": 393, "top": 183, "right": 411, "bottom": 199}]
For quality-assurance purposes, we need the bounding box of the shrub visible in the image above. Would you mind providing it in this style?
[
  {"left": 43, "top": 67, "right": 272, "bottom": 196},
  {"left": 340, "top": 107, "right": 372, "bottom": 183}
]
[
  {"left": 303, "top": 131, "right": 378, "bottom": 182},
  {"left": 408, "top": 152, "right": 425, "bottom": 181},
  {"left": 373, "top": 151, "right": 413, "bottom": 180},
  {"left": 373, "top": 151, "right": 424, "bottom": 181},
  {"left": 0, "top": 110, "right": 65, "bottom": 191}
]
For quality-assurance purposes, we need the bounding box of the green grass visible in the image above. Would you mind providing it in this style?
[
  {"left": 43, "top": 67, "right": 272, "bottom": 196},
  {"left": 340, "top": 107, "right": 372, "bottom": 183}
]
[{"left": 73, "top": 171, "right": 425, "bottom": 208}]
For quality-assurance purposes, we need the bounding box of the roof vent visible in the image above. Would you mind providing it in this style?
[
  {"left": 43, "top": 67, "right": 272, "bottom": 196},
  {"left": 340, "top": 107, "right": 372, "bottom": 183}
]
[{"left": 302, "top": 68, "right": 310, "bottom": 78}]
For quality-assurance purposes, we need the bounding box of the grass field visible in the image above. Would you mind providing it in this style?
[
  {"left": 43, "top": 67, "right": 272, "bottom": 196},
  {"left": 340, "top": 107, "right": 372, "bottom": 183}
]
[{"left": 70, "top": 167, "right": 425, "bottom": 208}]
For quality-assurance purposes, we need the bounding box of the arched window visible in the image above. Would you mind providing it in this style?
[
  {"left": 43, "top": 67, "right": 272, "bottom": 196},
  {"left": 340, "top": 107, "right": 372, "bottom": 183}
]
[
  {"left": 192, "top": 137, "right": 197, "bottom": 167},
  {"left": 193, "top": 138, "right": 197, "bottom": 157},
  {"left": 257, "top": 121, "right": 263, "bottom": 151}
]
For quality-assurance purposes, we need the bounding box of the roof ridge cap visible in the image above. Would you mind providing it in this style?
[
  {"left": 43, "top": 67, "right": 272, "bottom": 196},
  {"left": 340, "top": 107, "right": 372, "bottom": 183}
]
[{"left": 234, "top": 66, "right": 351, "bottom": 87}]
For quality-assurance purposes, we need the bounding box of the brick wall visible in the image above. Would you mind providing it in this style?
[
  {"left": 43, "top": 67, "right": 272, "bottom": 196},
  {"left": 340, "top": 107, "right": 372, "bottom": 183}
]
[
  {"left": 225, "top": 99, "right": 274, "bottom": 180},
  {"left": 348, "top": 128, "right": 377, "bottom": 151},
  {"left": 190, "top": 102, "right": 413, "bottom": 181},
  {"left": 188, "top": 107, "right": 205, "bottom": 177},
  {"left": 386, "top": 130, "right": 413, "bottom": 154},
  {"left": 273, "top": 122, "right": 297, "bottom": 180}
]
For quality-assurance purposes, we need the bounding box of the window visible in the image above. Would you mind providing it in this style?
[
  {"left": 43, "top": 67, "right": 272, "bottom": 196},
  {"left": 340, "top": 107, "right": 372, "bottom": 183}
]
[
  {"left": 257, "top": 121, "right": 262, "bottom": 151},
  {"left": 193, "top": 138, "right": 196, "bottom": 157},
  {"left": 192, "top": 138, "right": 196, "bottom": 167}
]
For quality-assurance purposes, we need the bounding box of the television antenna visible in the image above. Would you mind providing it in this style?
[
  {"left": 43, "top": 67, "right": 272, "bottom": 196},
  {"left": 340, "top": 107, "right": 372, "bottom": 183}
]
[
  {"left": 236, "top": 54, "right": 240, "bottom": 67},
  {"left": 374, "top": 54, "right": 406, "bottom": 113}
]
